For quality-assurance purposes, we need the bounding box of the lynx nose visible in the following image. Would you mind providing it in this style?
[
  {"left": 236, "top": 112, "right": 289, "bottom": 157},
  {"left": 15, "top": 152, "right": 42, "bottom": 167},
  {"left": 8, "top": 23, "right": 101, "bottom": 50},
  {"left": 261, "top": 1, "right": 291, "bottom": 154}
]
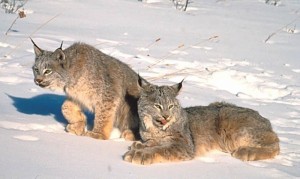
[
  {"left": 162, "top": 114, "right": 170, "bottom": 120},
  {"left": 35, "top": 78, "right": 43, "bottom": 84}
]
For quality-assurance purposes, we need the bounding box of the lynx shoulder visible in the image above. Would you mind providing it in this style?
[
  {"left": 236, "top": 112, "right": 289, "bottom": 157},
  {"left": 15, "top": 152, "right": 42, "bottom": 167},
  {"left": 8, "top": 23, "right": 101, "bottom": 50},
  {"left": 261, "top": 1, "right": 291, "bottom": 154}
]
[
  {"left": 124, "top": 77, "right": 279, "bottom": 165},
  {"left": 31, "top": 39, "right": 142, "bottom": 140}
]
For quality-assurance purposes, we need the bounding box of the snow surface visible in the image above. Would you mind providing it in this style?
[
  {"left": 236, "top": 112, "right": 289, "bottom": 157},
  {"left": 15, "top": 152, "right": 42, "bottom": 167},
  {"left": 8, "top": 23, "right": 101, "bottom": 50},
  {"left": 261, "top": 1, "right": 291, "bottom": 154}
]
[{"left": 1, "top": 0, "right": 300, "bottom": 178}]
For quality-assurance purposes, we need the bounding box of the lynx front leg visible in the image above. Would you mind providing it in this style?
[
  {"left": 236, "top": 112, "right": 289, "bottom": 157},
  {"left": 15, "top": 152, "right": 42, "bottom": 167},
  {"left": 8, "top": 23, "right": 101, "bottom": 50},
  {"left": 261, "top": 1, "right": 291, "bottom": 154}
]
[
  {"left": 129, "top": 140, "right": 158, "bottom": 150},
  {"left": 124, "top": 143, "right": 194, "bottom": 165},
  {"left": 61, "top": 99, "right": 86, "bottom": 135},
  {"left": 123, "top": 149, "right": 155, "bottom": 165}
]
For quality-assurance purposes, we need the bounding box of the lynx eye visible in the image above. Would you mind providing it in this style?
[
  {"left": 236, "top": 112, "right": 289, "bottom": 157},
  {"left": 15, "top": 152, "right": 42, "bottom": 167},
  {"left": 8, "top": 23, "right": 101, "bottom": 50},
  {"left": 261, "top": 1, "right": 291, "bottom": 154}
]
[
  {"left": 168, "top": 104, "right": 174, "bottom": 109},
  {"left": 43, "top": 69, "right": 53, "bottom": 75},
  {"left": 33, "top": 67, "right": 39, "bottom": 73},
  {"left": 154, "top": 104, "right": 163, "bottom": 110}
]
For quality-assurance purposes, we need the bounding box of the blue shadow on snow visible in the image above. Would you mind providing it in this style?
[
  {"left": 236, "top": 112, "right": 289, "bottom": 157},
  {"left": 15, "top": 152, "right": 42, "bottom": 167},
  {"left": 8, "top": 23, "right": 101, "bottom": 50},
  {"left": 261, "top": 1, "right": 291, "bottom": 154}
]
[
  {"left": 8, "top": 93, "right": 95, "bottom": 127},
  {"left": 8, "top": 93, "right": 68, "bottom": 124}
]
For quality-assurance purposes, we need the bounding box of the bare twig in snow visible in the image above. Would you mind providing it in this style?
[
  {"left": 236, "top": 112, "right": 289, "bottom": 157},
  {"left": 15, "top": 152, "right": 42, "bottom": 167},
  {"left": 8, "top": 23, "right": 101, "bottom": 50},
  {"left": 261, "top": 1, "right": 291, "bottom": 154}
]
[
  {"left": 264, "top": 16, "right": 300, "bottom": 43},
  {"left": 145, "top": 38, "right": 161, "bottom": 49},
  {"left": 147, "top": 35, "right": 219, "bottom": 69},
  {"left": 5, "top": 9, "right": 26, "bottom": 35},
  {"left": 3, "top": 13, "right": 61, "bottom": 57}
]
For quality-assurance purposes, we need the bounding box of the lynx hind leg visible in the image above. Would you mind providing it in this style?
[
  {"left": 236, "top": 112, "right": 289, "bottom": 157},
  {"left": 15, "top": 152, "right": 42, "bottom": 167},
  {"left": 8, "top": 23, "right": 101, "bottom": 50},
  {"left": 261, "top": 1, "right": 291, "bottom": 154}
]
[
  {"left": 85, "top": 98, "right": 121, "bottom": 140},
  {"left": 121, "top": 129, "right": 136, "bottom": 141},
  {"left": 232, "top": 144, "right": 280, "bottom": 161},
  {"left": 231, "top": 130, "right": 280, "bottom": 161},
  {"left": 124, "top": 144, "right": 194, "bottom": 165},
  {"left": 85, "top": 117, "right": 113, "bottom": 140},
  {"left": 62, "top": 99, "right": 86, "bottom": 135}
]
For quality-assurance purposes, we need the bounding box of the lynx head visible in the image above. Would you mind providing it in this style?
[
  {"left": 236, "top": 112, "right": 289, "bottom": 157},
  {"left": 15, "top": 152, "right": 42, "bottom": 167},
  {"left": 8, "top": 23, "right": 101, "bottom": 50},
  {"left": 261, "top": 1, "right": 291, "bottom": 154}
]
[
  {"left": 31, "top": 39, "right": 69, "bottom": 91},
  {"left": 137, "top": 76, "right": 184, "bottom": 131}
]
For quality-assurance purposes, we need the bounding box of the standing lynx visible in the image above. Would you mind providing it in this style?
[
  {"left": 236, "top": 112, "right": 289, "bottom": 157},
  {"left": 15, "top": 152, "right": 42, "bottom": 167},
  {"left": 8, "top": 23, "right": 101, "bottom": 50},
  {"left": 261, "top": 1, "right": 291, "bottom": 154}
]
[
  {"left": 31, "top": 39, "right": 141, "bottom": 140},
  {"left": 124, "top": 77, "right": 279, "bottom": 165}
]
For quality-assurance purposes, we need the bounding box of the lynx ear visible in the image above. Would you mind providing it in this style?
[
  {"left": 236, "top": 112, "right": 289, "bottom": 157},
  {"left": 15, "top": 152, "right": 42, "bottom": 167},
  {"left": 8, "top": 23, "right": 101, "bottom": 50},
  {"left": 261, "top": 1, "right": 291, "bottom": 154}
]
[
  {"left": 171, "top": 79, "right": 184, "bottom": 95},
  {"left": 54, "top": 49, "right": 65, "bottom": 61},
  {"left": 137, "top": 74, "right": 151, "bottom": 91},
  {"left": 138, "top": 74, "right": 148, "bottom": 89},
  {"left": 55, "top": 41, "right": 65, "bottom": 63},
  {"left": 54, "top": 48, "right": 67, "bottom": 67},
  {"left": 30, "top": 38, "right": 43, "bottom": 57}
]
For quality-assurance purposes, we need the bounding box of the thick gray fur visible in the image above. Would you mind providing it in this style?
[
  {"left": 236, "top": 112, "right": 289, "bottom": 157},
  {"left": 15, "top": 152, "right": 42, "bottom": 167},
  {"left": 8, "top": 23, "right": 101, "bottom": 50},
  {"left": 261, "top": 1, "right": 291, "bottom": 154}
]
[
  {"left": 31, "top": 40, "right": 142, "bottom": 140},
  {"left": 124, "top": 78, "right": 280, "bottom": 165}
]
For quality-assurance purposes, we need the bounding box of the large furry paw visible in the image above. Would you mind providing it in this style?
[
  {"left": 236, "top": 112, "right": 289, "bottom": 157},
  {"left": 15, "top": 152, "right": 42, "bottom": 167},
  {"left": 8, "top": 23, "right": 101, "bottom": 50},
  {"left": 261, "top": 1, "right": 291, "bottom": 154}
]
[
  {"left": 129, "top": 141, "right": 146, "bottom": 150},
  {"left": 85, "top": 131, "right": 107, "bottom": 140},
  {"left": 66, "top": 122, "right": 85, "bottom": 135},
  {"left": 232, "top": 147, "right": 256, "bottom": 161},
  {"left": 232, "top": 146, "right": 279, "bottom": 161},
  {"left": 124, "top": 144, "right": 193, "bottom": 165},
  {"left": 123, "top": 149, "right": 156, "bottom": 165}
]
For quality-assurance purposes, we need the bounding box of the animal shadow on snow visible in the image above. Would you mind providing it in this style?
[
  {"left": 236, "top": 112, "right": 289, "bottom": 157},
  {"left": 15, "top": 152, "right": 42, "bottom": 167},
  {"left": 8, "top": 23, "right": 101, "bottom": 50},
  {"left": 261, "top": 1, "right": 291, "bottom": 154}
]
[{"left": 8, "top": 94, "right": 94, "bottom": 127}]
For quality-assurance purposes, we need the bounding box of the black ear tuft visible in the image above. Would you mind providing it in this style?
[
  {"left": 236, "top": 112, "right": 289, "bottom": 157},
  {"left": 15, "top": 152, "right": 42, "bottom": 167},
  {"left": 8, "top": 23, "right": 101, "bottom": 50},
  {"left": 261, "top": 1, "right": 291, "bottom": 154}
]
[
  {"left": 171, "top": 79, "right": 184, "bottom": 95},
  {"left": 178, "top": 78, "right": 184, "bottom": 91},
  {"left": 137, "top": 74, "right": 151, "bottom": 91},
  {"left": 138, "top": 74, "right": 143, "bottom": 88},
  {"left": 59, "top": 41, "right": 63, "bottom": 50},
  {"left": 30, "top": 38, "right": 43, "bottom": 57}
]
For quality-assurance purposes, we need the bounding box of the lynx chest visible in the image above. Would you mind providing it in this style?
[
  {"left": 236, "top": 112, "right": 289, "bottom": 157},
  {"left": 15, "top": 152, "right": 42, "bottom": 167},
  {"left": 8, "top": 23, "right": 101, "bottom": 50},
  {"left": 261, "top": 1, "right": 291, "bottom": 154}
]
[{"left": 64, "top": 86, "right": 98, "bottom": 112}]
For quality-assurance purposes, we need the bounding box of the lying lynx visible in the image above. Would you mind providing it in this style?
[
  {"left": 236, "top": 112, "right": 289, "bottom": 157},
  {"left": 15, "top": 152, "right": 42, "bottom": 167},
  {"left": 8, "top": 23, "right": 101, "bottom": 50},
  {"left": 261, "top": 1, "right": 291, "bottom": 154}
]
[
  {"left": 31, "top": 39, "right": 141, "bottom": 140},
  {"left": 123, "top": 77, "right": 194, "bottom": 165},
  {"left": 123, "top": 78, "right": 280, "bottom": 164}
]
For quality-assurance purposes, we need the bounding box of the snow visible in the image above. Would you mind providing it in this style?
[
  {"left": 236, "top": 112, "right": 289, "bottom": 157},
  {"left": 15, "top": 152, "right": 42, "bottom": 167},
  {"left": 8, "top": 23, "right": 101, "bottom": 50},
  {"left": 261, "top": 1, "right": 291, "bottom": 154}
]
[{"left": 0, "top": 0, "right": 300, "bottom": 178}]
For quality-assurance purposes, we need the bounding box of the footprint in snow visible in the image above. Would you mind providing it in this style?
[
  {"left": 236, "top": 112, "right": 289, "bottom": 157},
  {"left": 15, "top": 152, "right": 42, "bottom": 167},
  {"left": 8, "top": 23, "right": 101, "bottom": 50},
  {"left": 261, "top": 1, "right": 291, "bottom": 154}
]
[
  {"left": 0, "top": 121, "right": 65, "bottom": 133},
  {"left": 0, "top": 42, "right": 15, "bottom": 48},
  {"left": 14, "top": 135, "right": 39, "bottom": 141},
  {"left": 292, "top": 69, "right": 300, "bottom": 73}
]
